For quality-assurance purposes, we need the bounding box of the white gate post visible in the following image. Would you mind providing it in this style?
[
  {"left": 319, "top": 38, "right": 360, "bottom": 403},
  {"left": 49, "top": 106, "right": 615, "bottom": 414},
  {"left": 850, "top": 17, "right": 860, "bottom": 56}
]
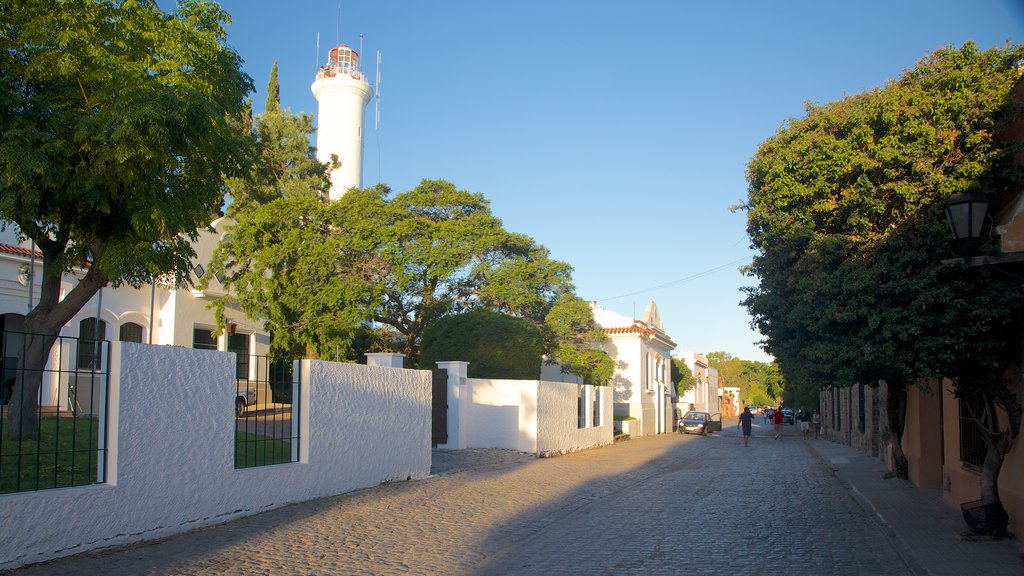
[{"left": 435, "top": 360, "right": 469, "bottom": 449}]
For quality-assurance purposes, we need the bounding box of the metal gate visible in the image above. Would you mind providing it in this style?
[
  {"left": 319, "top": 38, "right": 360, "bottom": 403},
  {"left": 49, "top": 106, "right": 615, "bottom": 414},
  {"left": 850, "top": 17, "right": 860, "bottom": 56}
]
[{"left": 432, "top": 368, "right": 448, "bottom": 446}]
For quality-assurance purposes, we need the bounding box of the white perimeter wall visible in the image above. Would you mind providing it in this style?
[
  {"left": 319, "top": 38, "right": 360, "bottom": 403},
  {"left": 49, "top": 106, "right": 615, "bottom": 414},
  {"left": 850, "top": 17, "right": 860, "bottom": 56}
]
[
  {"left": 0, "top": 342, "right": 431, "bottom": 570},
  {"left": 458, "top": 378, "right": 612, "bottom": 455},
  {"left": 537, "top": 381, "right": 613, "bottom": 456},
  {"left": 465, "top": 378, "right": 538, "bottom": 452}
]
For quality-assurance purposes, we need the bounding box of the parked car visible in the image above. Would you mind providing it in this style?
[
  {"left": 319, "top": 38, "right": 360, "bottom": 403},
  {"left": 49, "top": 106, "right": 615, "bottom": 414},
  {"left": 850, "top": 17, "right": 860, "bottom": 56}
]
[
  {"left": 746, "top": 405, "right": 760, "bottom": 415},
  {"left": 781, "top": 408, "right": 794, "bottom": 424},
  {"left": 678, "top": 411, "right": 723, "bottom": 435},
  {"left": 236, "top": 386, "right": 257, "bottom": 417}
]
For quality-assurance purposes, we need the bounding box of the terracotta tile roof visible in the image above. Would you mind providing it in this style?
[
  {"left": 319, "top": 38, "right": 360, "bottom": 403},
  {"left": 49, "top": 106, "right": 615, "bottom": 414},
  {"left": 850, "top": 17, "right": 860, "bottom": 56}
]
[
  {"left": 602, "top": 321, "right": 677, "bottom": 348},
  {"left": 0, "top": 243, "right": 42, "bottom": 258}
]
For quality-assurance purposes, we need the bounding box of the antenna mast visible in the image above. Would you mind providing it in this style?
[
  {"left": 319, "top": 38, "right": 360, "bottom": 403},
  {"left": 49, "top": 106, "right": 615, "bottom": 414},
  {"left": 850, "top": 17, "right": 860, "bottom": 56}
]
[{"left": 375, "top": 51, "right": 381, "bottom": 129}]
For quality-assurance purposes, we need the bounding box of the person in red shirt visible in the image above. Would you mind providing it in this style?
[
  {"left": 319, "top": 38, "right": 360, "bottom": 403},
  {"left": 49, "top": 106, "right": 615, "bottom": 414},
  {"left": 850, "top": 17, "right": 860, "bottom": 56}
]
[{"left": 773, "top": 405, "right": 785, "bottom": 440}]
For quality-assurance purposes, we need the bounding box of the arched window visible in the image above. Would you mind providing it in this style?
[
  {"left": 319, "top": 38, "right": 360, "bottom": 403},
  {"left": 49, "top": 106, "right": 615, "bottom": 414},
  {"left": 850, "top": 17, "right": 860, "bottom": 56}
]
[
  {"left": 119, "top": 322, "right": 143, "bottom": 343},
  {"left": 78, "top": 318, "right": 107, "bottom": 370}
]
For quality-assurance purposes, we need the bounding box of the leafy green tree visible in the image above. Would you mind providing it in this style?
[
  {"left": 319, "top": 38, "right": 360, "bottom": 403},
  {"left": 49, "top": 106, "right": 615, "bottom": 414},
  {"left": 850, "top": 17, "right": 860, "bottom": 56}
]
[
  {"left": 420, "top": 309, "right": 543, "bottom": 379},
  {"left": 743, "top": 42, "right": 1024, "bottom": 530},
  {"left": 0, "top": 0, "right": 252, "bottom": 439},
  {"left": 359, "top": 179, "right": 568, "bottom": 366},
  {"left": 476, "top": 234, "right": 574, "bottom": 325},
  {"left": 706, "top": 352, "right": 784, "bottom": 406},
  {"left": 543, "top": 295, "right": 615, "bottom": 385},
  {"left": 208, "top": 66, "right": 374, "bottom": 359},
  {"left": 671, "top": 358, "right": 696, "bottom": 397}
]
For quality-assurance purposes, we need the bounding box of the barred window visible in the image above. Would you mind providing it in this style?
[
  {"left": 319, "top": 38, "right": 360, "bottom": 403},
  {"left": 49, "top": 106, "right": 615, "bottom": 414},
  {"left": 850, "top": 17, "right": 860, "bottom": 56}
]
[{"left": 958, "top": 397, "right": 986, "bottom": 468}]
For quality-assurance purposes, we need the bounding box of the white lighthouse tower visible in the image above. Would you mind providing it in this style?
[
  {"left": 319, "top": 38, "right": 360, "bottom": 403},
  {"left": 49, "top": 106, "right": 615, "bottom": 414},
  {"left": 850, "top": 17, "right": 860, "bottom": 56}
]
[{"left": 311, "top": 43, "right": 373, "bottom": 200}]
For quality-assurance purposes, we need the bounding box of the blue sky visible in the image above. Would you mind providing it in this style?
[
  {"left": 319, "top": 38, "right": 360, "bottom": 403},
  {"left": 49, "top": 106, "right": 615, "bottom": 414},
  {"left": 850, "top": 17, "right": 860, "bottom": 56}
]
[{"left": 200, "top": 0, "right": 1023, "bottom": 363}]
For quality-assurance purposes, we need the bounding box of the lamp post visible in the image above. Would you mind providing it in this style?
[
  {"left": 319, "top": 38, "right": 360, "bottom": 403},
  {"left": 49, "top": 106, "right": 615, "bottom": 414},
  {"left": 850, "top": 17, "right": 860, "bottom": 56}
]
[
  {"left": 944, "top": 190, "right": 990, "bottom": 257},
  {"left": 943, "top": 190, "right": 1024, "bottom": 276}
]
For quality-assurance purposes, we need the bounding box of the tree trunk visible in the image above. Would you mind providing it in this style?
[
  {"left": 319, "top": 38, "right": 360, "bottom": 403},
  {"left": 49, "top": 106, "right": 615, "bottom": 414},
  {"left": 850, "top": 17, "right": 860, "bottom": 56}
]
[
  {"left": 885, "top": 380, "right": 909, "bottom": 480},
  {"left": 6, "top": 333, "right": 57, "bottom": 441},
  {"left": 964, "top": 388, "right": 1011, "bottom": 537},
  {"left": 6, "top": 241, "right": 107, "bottom": 440}
]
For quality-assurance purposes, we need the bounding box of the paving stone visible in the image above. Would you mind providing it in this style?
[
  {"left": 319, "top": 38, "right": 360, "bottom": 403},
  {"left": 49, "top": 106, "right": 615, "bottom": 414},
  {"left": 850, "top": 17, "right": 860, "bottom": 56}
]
[{"left": 5, "top": 422, "right": 1020, "bottom": 575}]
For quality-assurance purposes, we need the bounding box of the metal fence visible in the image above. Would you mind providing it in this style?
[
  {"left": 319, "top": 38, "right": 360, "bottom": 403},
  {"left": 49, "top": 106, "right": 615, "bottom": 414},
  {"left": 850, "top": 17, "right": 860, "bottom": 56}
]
[
  {"left": 235, "top": 356, "right": 300, "bottom": 469},
  {"left": 0, "top": 331, "right": 109, "bottom": 494},
  {"left": 958, "top": 397, "right": 986, "bottom": 468}
]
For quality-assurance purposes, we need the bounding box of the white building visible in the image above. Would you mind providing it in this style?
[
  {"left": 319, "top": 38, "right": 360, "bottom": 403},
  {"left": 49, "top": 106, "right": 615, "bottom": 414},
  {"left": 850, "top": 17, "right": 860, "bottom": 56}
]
[
  {"left": 676, "top": 351, "right": 720, "bottom": 414},
  {"left": 551, "top": 301, "right": 677, "bottom": 437},
  {"left": 1, "top": 39, "right": 374, "bottom": 412},
  {"left": 0, "top": 219, "right": 271, "bottom": 413}
]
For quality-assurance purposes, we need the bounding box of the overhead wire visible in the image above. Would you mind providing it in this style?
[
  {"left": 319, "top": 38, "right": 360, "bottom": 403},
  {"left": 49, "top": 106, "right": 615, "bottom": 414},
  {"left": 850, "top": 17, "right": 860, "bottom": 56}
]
[{"left": 596, "top": 257, "right": 750, "bottom": 302}]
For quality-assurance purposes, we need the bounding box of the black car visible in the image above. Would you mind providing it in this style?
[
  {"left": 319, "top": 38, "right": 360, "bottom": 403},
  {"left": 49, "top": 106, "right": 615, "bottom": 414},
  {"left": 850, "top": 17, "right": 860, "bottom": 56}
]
[{"left": 678, "top": 411, "right": 723, "bottom": 435}]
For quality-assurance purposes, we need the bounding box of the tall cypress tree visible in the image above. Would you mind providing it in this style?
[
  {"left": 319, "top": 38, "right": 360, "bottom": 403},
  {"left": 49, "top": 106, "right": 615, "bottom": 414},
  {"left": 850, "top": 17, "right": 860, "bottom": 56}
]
[{"left": 265, "top": 61, "right": 280, "bottom": 113}]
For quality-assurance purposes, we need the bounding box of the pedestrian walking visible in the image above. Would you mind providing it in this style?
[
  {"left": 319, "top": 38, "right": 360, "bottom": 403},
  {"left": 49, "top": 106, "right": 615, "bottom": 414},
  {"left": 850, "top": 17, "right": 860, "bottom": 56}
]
[
  {"left": 797, "top": 407, "right": 810, "bottom": 439},
  {"left": 812, "top": 409, "right": 821, "bottom": 439},
  {"left": 737, "top": 406, "right": 754, "bottom": 447},
  {"left": 763, "top": 407, "right": 771, "bottom": 425},
  {"left": 773, "top": 405, "right": 784, "bottom": 439}
]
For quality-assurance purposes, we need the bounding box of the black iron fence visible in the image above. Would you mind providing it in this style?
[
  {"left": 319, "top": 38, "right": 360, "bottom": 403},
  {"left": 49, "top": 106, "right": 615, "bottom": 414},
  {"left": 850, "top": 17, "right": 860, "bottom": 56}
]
[
  {"left": 0, "top": 331, "right": 109, "bottom": 494},
  {"left": 235, "top": 356, "right": 300, "bottom": 469},
  {"left": 958, "top": 397, "right": 986, "bottom": 468}
]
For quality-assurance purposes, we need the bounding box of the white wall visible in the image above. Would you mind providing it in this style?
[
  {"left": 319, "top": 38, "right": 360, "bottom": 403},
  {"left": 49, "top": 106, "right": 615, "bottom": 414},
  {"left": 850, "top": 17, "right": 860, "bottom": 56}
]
[
  {"left": 537, "top": 382, "right": 614, "bottom": 456},
  {"left": 0, "top": 343, "right": 431, "bottom": 570},
  {"left": 465, "top": 378, "right": 538, "bottom": 452},
  {"left": 451, "top": 376, "right": 613, "bottom": 456}
]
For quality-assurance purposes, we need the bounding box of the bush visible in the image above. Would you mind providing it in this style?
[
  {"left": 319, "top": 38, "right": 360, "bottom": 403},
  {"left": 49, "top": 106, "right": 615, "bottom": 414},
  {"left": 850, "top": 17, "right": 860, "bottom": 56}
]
[{"left": 420, "top": 309, "right": 542, "bottom": 379}]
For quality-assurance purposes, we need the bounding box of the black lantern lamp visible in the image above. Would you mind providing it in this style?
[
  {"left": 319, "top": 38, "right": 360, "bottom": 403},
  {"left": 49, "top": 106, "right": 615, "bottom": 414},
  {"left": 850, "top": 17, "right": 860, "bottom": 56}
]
[{"left": 944, "top": 190, "right": 990, "bottom": 257}]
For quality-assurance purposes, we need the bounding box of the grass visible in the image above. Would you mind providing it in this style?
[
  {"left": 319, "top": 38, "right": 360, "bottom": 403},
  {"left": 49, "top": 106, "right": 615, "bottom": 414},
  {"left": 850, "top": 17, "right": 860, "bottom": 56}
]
[
  {"left": 0, "top": 415, "right": 102, "bottom": 494},
  {"left": 234, "top": 431, "right": 293, "bottom": 469}
]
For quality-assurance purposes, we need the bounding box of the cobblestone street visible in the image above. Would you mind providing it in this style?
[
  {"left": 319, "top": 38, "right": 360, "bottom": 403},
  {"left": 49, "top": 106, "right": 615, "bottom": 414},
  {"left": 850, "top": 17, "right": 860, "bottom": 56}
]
[{"left": 6, "top": 420, "right": 933, "bottom": 576}]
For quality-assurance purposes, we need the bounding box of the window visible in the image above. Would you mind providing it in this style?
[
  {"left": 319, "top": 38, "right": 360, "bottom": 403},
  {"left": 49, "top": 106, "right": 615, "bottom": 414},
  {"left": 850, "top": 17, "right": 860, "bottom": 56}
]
[
  {"left": 959, "top": 397, "right": 986, "bottom": 468},
  {"left": 119, "top": 322, "right": 143, "bottom": 343},
  {"left": 228, "top": 333, "right": 250, "bottom": 380},
  {"left": 193, "top": 327, "right": 218, "bottom": 350},
  {"left": 77, "top": 318, "right": 107, "bottom": 370},
  {"left": 592, "top": 385, "right": 602, "bottom": 426}
]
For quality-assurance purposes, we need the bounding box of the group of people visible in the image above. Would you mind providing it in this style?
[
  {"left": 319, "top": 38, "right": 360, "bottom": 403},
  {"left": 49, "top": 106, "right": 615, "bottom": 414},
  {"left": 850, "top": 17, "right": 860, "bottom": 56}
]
[{"left": 736, "top": 405, "right": 821, "bottom": 446}]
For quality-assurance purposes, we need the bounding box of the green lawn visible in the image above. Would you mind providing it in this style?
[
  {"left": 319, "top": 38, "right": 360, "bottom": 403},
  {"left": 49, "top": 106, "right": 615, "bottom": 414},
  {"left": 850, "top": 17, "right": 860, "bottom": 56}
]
[
  {"left": 0, "top": 415, "right": 102, "bottom": 494},
  {"left": 235, "top": 431, "right": 293, "bottom": 469}
]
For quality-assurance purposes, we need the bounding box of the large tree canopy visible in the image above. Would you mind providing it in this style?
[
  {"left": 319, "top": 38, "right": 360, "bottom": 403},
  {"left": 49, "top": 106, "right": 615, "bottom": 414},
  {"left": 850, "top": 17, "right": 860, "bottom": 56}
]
[
  {"left": 207, "top": 64, "right": 374, "bottom": 359},
  {"left": 0, "top": 0, "right": 252, "bottom": 438},
  {"left": 743, "top": 42, "right": 1024, "bottom": 526}
]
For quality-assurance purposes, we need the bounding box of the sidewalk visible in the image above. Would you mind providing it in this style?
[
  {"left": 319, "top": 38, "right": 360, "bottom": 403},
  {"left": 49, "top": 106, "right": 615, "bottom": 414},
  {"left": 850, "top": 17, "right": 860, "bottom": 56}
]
[{"left": 807, "top": 437, "right": 1024, "bottom": 575}]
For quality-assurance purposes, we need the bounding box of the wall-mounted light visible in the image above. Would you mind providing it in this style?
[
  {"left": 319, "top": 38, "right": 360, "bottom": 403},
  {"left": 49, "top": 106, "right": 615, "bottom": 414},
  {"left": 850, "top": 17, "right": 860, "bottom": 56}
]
[
  {"left": 17, "top": 264, "right": 30, "bottom": 286},
  {"left": 944, "top": 190, "right": 990, "bottom": 257}
]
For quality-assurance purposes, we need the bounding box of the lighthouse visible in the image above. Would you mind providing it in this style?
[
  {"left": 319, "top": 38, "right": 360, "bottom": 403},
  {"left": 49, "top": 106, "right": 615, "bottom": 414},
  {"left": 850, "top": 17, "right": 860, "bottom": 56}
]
[{"left": 311, "top": 44, "right": 373, "bottom": 200}]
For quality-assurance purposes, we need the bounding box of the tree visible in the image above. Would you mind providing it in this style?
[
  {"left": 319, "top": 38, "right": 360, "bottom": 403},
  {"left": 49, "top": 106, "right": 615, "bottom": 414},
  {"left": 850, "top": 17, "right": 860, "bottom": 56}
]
[
  {"left": 207, "top": 65, "right": 376, "bottom": 359},
  {"left": 743, "top": 42, "right": 1024, "bottom": 532},
  {"left": 357, "top": 179, "right": 574, "bottom": 366},
  {"left": 0, "top": 0, "right": 252, "bottom": 439},
  {"left": 542, "top": 295, "right": 615, "bottom": 385},
  {"left": 671, "top": 358, "right": 696, "bottom": 397},
  {"left": 706, "top": 352, "right": 783, "bottom": 406},
  {"left": 420, "top": 309, "right": 543, "bottom": 379}
]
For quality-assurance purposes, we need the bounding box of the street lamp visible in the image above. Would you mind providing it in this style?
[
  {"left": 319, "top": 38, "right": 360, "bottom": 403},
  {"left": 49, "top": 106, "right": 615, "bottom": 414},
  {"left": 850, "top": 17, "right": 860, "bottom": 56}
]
[{"left": 944, "top": 190, "right": 990, "bottom": 257}]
